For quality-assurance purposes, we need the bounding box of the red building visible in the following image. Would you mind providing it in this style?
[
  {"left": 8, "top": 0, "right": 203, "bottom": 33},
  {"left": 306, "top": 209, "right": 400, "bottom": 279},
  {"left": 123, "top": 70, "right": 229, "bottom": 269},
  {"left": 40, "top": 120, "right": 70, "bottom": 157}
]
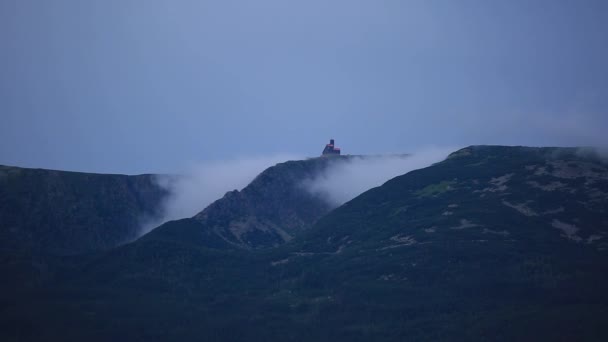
[{"left": 322, "top": 139, "right": 341, "bottom": 156}]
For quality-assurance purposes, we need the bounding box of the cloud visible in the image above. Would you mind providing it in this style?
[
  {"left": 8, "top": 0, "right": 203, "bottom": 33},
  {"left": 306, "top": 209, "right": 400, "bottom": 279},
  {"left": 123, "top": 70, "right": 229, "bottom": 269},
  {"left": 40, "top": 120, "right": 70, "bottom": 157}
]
[
  {"left": 138, "top": 154, "right": 301, "bottom": 236},
  {"left": 137, "top": 147, "right": 455, "bottom": 238},
  {"left": 574, "top": 147, "right": 608, "bottom": 164},
  {"left": 302, "top": 147, "right": 456, "bottom": 207}
]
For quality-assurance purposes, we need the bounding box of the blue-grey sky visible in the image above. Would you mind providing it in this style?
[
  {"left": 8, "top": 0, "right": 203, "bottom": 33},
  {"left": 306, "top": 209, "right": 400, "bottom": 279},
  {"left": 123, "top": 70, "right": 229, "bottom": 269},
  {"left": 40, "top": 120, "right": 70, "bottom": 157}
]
[{"left": 1, "top": 0, "right": 607, "bottom": 174}]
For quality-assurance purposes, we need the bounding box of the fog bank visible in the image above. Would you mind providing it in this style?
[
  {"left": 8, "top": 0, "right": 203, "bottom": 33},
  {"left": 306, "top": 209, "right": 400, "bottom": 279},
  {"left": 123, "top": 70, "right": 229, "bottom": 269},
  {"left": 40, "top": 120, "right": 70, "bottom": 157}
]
[
  {"left": 138, "top": 147, "right": 455, "bottom": 237},
  {"left": 302, "top": 147, "right": 456, "bottom": 207},
  {"left": 139, "top": 154, "right": 300, "bottom": 235}
]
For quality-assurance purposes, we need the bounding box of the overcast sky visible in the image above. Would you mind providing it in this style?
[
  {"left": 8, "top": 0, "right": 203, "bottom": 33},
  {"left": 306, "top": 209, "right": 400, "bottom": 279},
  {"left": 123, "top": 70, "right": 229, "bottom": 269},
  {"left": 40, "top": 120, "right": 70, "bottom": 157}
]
[{"left": 1, "top": 0, "right": 607, "bottom": 174}]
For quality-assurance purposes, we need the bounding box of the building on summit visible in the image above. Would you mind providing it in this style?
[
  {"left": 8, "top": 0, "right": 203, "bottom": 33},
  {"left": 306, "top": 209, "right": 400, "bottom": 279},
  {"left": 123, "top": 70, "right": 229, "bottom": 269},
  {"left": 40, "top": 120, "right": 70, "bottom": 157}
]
[{"left": 322, "top": 139, "right": 341, "bottom": 156}]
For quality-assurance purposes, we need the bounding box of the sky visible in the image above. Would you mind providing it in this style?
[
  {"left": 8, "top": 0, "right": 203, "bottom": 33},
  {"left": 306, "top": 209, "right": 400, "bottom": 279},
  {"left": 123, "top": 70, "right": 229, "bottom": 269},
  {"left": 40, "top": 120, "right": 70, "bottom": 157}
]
[{"left": 1, "top": 0, "right": 607, "bottom": 174}]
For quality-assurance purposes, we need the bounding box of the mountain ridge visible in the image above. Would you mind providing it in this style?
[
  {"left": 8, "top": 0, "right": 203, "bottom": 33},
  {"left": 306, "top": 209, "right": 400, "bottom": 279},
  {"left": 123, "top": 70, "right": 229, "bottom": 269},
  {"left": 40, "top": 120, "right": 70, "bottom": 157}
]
[
  {"left": 0, "top": 164, "right": 170, "bottom": 256},
  {"left": 141, "top": 155, "right": 381, "bottom": 250},
  {"left": 3, "top": 146, "right": 608, "bottom": 341},
  {"left": 65, "top": 145, "right": 608, "bottom": 341}
]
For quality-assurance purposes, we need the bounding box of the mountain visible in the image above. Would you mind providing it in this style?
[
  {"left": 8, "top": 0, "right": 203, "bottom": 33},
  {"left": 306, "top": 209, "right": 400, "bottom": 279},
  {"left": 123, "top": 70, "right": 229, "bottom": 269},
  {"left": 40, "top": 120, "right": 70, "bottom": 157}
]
[
  {"left": 277, "top": 145, "right": 608, "bottom": 340},
  {"left": 0, "top": 165, "right": 168, "bottom": 255},
  {"left": 141, "top": 156, "right": 368, "bottom": 249},
  {"left": 3, "top": 146, "right": 608, "bottom": 341}
]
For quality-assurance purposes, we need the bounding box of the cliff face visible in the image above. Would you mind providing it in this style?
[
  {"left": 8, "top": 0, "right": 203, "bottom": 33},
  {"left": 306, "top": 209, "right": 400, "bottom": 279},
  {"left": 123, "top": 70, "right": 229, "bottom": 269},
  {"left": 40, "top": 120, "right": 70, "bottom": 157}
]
[{"left": 0, "top": 165, "right": 168, "bottom": 255}]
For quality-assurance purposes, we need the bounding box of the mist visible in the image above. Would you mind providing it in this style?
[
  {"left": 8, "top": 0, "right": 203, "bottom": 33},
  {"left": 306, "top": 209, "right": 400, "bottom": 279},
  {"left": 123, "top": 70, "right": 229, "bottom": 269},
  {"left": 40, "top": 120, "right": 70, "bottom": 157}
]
[
  {"left": 138, "top": 147, "right": 455, "bottom": 236},
  {"left": 575, "top": 147, "right": 608, "bottom": 164},
  {"left": 303, "top": 147, "right": 456, "bottom": 207},
  {"left": 139, "top": 154, "right": 301, "bottom": 235}
]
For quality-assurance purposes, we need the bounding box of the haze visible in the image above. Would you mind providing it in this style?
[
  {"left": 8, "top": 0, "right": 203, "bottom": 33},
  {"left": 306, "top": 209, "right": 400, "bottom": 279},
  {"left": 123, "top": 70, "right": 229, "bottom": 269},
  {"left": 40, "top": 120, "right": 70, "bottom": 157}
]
[{"left": 1, "top": 0, "right": 607, "bottom": 174}]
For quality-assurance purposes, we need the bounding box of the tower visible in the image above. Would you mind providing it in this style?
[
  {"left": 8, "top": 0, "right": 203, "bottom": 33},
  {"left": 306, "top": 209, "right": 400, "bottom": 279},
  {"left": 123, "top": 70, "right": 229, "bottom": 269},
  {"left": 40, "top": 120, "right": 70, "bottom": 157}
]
[{"left": 322, "top": 139, "right": 341, "bottom": 156}]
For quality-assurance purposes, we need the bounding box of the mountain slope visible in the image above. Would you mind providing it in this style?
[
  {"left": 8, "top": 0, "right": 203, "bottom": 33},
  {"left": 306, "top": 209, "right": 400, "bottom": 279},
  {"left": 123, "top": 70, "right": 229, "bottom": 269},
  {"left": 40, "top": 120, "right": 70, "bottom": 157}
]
[
  {"left": 269, "top": 145, "right": 608, "bottom": 340},
  {"left": 4, "top": 146, "right": 608, "bottom": 341},
  {"left": 297, "top": 145, "right": 608, "bottom": 252},
  {"left": 141, "top": 156, "right": 365, "bottom": 249},
  {"left": 0, "top": 165, "right": 168, "bottom": 255}
]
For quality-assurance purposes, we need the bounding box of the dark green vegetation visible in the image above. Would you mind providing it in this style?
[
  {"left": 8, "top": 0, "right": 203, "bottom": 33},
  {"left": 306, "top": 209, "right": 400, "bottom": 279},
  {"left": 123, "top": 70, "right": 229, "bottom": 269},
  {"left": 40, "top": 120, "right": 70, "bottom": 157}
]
[
  {"left": 0, "top": 165, "right": 168, "bottom": 255},
  {"left": 2, "top": 146, "right": 608, "bottom": 341},
  {"left": 0, "top": 165, "right": 170, "bottom": 299}
]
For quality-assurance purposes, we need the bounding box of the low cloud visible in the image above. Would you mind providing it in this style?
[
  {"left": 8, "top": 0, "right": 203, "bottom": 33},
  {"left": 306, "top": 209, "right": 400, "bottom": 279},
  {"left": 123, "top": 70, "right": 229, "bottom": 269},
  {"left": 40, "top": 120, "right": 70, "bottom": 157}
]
[
  {"left": 138, "top": 147, "right": 455, "bottom": 237},
  {"left": 575, "top": 147, "right": 608, "bottom": 164},
  {"left": 139, "top": 154, "right": 301, "bottom": 236},
  {"left": 302, "top": 147, "right": 456, "bottom": 207}
]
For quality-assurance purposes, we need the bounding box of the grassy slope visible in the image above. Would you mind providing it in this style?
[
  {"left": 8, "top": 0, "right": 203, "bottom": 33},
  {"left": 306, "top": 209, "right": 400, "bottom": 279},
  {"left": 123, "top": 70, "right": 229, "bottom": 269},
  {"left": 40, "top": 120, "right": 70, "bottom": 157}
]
[
  {"left": 3, "top": 146, "right": 608, "bottom": 341},
  {"left": 0, "top": 165, "right": 168, "bottom": 255}
]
